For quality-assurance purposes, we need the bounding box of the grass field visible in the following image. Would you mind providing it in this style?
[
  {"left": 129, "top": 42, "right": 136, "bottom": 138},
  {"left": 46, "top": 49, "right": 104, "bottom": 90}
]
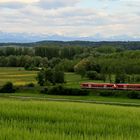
[
  {"left": 0, "top": 67, "right": 37, "bottom": 86},
  {"left": 0, "top": 67, "right": 139, "bottom": 105},
  {"left": 0, "top": 98, "right": 140, "bottom": 140},
  {"left": 0, "top": 67, "right": 101, "bottom": 87},
  {"left": 3, "top": 93, "right": 140, "bottom": 105},
  {"left": 0, "top": 67, "right": 140, "bottom": 139},
  {"left": 65, "top": 72, "right": 102, "bottom": 88}
]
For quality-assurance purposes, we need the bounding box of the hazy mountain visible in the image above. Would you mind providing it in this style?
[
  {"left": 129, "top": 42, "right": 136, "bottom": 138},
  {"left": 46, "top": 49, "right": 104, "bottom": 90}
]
[{"left": 0, "top": 32, "right": 139, "bottom": 43}]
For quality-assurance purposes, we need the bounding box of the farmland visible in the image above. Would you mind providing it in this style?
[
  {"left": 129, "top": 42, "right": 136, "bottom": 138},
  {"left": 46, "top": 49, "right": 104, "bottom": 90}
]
[
  {"left": 0, "top": 67, "right": 140, "bottom": 140},
  {"left": 0, "top": 67, "right": 100, "bottom": 87},
  {"left": 0, "top": 98, "right": 140, "bottom": 140},
  {"left": 0, "top": 67, "right": 37, "bottom": 86},
  {"left": 0, "top": 67, "right": 140, "bottom": 105}
]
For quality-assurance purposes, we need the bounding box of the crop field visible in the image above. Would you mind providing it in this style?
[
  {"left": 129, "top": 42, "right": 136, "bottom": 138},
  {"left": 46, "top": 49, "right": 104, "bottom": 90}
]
[
  {"left": 0, "top": 98, "right": 140, "bottom": 140},
  {"left": 0, "top": 67, "right": 99, "bottom": 87},
  {"left": 0, "top": 67, "right": 37, "bottom": 86}
]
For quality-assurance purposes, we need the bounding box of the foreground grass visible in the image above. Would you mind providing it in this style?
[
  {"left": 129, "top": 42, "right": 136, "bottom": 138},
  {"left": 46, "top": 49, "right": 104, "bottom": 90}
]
[
  {"left": 2, "top": 92, "right": 140, "bottom": 105},
  {"left": 0, "top": 98, "right": 140, "bottom": 140},
  {"left": 0, "top": 99, "right": 140, "bottom": 140}
]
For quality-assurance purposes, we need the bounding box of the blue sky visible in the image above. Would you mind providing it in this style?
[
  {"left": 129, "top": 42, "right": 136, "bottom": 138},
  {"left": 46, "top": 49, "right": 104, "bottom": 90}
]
[{"left": 0, "top": 0, "right": 139, "bottom": 40}]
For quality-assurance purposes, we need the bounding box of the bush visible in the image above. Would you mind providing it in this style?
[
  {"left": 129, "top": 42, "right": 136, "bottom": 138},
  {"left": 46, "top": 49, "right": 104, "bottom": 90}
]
[
  {"left": 99, "top": 91, "right": 115, "bottom": 97},
  {"left": 0, "top": 82, "right": 15, "bottom": 93},
  {"left": 127, "top": 91, "right": 140, "bottom": 99},
  {"left": 40, "top": 87, "right": 48, "bottom": 94},
  {"left": 86, "top": 71, "right": 98, "bottom": 80},
  {"left": 26, "top": 83, "right": 35, "bottom": 87},
  {"left": 86, "top": 71, "right": 103, "bottom": 80},
  {"left": 41, "top": 85, "right": 89, "bottom": 96}
]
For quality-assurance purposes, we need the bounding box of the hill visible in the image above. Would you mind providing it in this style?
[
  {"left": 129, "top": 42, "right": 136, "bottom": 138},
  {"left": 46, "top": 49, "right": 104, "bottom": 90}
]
[{"left": 0, "top": 41, "right": 140, "bottom": 50}]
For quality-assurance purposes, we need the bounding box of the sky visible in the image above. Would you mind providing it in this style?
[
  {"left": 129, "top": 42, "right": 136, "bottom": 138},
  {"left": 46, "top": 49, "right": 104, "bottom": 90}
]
[{"left": 0, "top": 0, "right": 140, "bottom": 40}]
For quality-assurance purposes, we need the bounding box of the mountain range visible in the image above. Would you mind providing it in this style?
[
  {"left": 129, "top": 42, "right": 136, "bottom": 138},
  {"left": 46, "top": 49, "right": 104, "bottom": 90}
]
[{"left": 0, "top": 32, "right": 140, "bottom": 43}]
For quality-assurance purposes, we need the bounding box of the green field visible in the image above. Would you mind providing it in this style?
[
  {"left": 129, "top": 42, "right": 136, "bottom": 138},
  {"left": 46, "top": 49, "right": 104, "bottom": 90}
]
[
  {"left": 0, "top": 67, "right": 140, "bottom": 105},
  {"left": 0, "top": 67, "right": 37, "bottom": 86},
  {"left": 65, "top": 72, "right": 103, "bottom": 88},
  {"left": 0, "top": 98, "right": 140, "bottom": 140},
  {"left": 0, "top": 67, "right": 140, "bottom": 140},
  {"left": 0, "top": 67, "right": 101, "bottom": 87}
]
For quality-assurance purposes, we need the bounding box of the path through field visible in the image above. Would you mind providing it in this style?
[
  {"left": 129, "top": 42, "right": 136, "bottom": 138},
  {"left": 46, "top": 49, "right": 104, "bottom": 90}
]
[{"left": 4, "top": 95, "right": 140, "bottom": 107}]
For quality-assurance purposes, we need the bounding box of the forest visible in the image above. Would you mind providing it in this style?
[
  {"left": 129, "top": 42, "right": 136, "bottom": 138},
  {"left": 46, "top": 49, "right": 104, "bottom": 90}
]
[{"left": 0, "top": 41, "right": 140, "bottom": 84}]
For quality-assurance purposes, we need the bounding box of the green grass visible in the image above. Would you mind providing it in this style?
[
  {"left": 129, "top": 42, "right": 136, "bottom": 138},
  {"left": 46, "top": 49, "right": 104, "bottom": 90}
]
[
  {"left": 0, "top": 67, "right": 139, "bottom": 106},
  {"left": 0, "top": 98, "right": 140, "bottom": 140},
  {"left": 0, "top": 67, "right": 37, "bottom": 86},
  {"left": 4, "top": 92, "right": 139, "bottom": 105},
  {"left": 64, "top": 72, "right": 103, "bottom": 88},
  {"left": 0, "top": 67, "right": 103, "bottom": 87}
]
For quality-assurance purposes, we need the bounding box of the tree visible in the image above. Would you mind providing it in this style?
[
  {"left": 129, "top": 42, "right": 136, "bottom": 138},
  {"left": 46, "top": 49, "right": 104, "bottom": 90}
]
[
  {"left": 48, "top": 57, "right": 61, "bottom": 68},
  {"left": 74, "top": 58, "right": 100, "bottom": 77},
  {"left": 36, "top": 70, "right": 45, "bottom": 86},
  {"left": 115, "top": 73, "right": 127, "bottom": 83},
  {"left": 0, "top": 82, "right": 15, "bottom": 93},
  {"left": 86, "top": 71, "right": 98, "bottom": 80},
  {"left": 53, "top": 71, "right": 64, "bottom": 84},
  {"left": 45, "top": 68, "right": 54, "bottom": 84},
  {"left": 55, "top": 59, "right": 77, "bottom": 72},
  {"left": 74, "top": 59, "right": 90, "bottom": 77},
  {"left": 36, "top": 68, "right": 64, "bottom": 86}
]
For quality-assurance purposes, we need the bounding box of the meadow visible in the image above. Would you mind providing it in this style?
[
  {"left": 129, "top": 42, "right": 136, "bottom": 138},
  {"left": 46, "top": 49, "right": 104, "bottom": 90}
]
[
  {"left": 0, "top": 67, "right": 100, "bottom": 87},
  {"left": 0, "top": 98, "right": 140, "bottom": 140},
  {"left": 65, "top": 72, "right": 103, "bottom": 88},
  {"left": 0, "top": 67, "right": 140, "bottom": 105},
  {"left": 0, "top": 67, "right": 37, "bottom": 86}
]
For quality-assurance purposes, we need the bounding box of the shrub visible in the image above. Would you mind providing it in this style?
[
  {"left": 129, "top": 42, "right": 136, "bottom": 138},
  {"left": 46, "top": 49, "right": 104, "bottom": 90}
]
[
  {"left": 40, "top": 87, "right": 48, "bottom": 94},
  {"left": 41, "top": 85, "right": 89, "bottom": 96},
  {"left": 0, "top": 82, "right": 15, "bottom": 93},
  {"left": 26, "top": 83, "right": 35, "bottom": 87},
  {"left": 86, "top": 71, "right": 98, "bottom": 80},
  {"left": 86, "top": 71, "right": 103, "bottom": 80},
  {"left": 127, "top": 91, "right": 140, "bottom": 99},
  {"left": 99, "top": 91, "right": 115, "bottom": 97}
]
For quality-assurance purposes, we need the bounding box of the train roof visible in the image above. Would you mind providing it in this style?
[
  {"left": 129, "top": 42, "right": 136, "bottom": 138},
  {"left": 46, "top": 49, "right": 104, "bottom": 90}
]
[{"left": 81, "top": 83, "right": 140, "bottom": 85}]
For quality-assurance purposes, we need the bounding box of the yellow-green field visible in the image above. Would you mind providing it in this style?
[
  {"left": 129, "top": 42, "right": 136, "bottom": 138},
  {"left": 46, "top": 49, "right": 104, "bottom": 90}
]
[
  {"left": 0, "top": 67, "right": 37, "bottom": 86},
  {"left": 0, "top": 98, "right": 140, "bottom": 140},
  {"left": 0, "top": 67, "right": 99, "bottom": 87}
]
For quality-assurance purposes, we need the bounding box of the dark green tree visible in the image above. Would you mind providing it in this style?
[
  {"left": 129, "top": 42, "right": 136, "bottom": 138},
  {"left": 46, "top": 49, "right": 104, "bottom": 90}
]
[{"left": 36, "top": 70, "right": 45, "bottom": 86}]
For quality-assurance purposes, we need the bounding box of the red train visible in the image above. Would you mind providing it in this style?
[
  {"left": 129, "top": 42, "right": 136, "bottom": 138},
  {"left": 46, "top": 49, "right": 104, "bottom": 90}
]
[{"left": 81, "top": 83, "right": 140, "bottom": 91}]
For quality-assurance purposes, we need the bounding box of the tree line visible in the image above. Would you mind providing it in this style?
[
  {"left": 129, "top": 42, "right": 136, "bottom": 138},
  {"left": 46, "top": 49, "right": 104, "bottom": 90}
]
[{"left": 0, "top": 45, "right": 140, "bottom": 84}]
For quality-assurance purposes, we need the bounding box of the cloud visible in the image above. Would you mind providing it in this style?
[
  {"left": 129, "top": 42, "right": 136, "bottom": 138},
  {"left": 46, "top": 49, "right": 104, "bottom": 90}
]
[
  {"left": 0, "top": 0, "right": 80, "bottom": 9},
  {"left": 0, "top": 0, "right": 139, "bottom": 39},
  {"left": 35, "top": 0, "right": 80, "bottom": 9},
  {"left": 0, "top": 0, "right": 38, "bottom": 3},
  {"left": 0, "top": 2, "right": 26, "bottom": 9}
]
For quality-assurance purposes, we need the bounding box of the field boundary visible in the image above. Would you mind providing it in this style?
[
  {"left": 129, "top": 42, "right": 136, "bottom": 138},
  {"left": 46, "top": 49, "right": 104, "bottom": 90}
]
[{"left": 3, "top": 95, "right": 140, "bottom": 107}]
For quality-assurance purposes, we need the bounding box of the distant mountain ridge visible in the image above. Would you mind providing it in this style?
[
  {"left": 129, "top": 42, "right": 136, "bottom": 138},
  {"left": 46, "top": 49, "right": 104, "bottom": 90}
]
[
  {"left": 0, "top": 32, "right": 140, "bottom": 43},
  {"left": 0, "top": 40, "right": 140, "bottom": 50}
]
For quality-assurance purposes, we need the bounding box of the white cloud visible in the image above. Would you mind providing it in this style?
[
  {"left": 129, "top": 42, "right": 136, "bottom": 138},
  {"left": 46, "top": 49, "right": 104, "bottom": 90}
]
[
  {"left": 0, "top": 0, "right": 80, "bottom": 9},
  {"left": 36, "top": 0, "right": 80, "bottom": 9},
  {"left": 0, "top": 0, "right": 38, "bottom": 3},
  {"left": 0, "top": 0, "right": 139, "bottom": 39}
]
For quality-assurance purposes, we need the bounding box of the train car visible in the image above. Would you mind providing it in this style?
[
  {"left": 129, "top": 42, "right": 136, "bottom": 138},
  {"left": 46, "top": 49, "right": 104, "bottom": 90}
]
[
  {"left": 81, "top": 83, "right": 140, "bottom": 91},
  {"left": 81, "top": 83, "right": 115, "bottom": 90},
  {"left": 116, "top": 84, "right": 140, "bottom": 90}
]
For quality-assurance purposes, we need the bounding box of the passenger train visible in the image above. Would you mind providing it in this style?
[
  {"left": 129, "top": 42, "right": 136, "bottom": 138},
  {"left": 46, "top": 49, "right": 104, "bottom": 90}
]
[{"left": 81, "top": 83, "right": 140, "bottom": 91}]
